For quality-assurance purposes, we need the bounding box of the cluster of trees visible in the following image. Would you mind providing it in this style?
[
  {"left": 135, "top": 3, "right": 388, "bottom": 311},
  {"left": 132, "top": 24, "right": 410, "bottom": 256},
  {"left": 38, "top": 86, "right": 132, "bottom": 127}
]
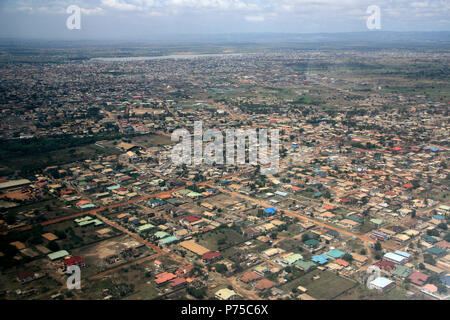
[{"left": 187, "top": 286, "right": 207, "bottom": 299}]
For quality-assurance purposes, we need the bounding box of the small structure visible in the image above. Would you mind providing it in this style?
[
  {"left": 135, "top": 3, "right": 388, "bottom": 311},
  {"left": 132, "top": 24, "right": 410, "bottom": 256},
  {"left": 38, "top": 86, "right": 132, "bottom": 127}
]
[
  {"left": 215, "top": 288, "right": 239, "bottom": 300},
  {"left": 369, "top": 277, "right": 394, "bottom": 291}
]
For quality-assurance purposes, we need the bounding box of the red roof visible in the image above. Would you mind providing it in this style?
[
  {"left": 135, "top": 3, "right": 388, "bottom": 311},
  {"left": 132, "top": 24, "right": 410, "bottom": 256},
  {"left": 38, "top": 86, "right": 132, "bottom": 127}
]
[
  {"left": 169, "top": 277, "right": 186, "bottom": 287},
  {"left": 202, "top": 251, "right": 222, "bottom": 261},
  {"left": 375, "top": 260, "right": 395, "bottom": 271},
  {"left": 435, "top": 240, "right": 450, "bottom": 249},
  {"left": 392, "top": 147, "right": 403, "bottom": 151},
  {"left": 154, "top": 272, "right": 176, "bottom": 284},
  {"left": 176, "top": 265, "right": 194, "bottom": 277},
  {"left": 184, "top": 215, "right": 202, "bottom": 223},
  {"left": 334, "top": 259, "right": 350, "bottom": 267},
  {"left": 409, "top": 272, "right": 429, "bottom": 286},
  {"left": 63, "top": 256, "right": 85, "bottom": 266},
  {"left": 240, "top": 271, "right": 262, "bottom": 283},
  {"left": 17, "top": 271, "right": 35, "bottom": 280},
  {"left": 255, "top": 279, "right": 276, "bottom": 290},
  {"left": 402, "top": 183, "right": 414, "bottom": 189}
]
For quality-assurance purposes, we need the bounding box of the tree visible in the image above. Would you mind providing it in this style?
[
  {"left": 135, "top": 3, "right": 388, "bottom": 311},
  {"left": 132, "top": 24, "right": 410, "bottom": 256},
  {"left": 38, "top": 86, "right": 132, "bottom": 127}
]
[
  {"left": 423, "top": 253, "right": 436, "bottom": 265},
  {"left": 301, "top": 233, "right": 310, "bottom": 242},
  {"left": 5, "top": 212, "right": 16, "bottom": 225},
  {"left": 374, "top": 241, "right": 382, "bottom": 251},
  {"left": 444, "top": 233, "right": 450, "bottom": 242},
  {"left": 427, "top": 229, "right": 440, "bottom": 237},
  {"left": 187, "top": 287, "right": 206, "bottom": 299},
  {"left": 214, "top": 263, "right": 228, "bottom": 274},
  {"left": 342, "top": 253, "right": 353, "bottom": 263},
  {"left": 437, "top": 223, "right": 448, "bottom": 230},
  {"left": 47, "top": 241, "right": 60, "bottom": 251},
  {"left": 437, "top": 283, "right": 447, "bottom": 294}
]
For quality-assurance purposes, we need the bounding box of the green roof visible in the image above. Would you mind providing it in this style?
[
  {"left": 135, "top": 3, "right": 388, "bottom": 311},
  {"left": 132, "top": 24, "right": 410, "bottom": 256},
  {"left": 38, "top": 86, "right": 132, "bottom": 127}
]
[
  {"left": 154, "top": 231, "right": 170, "bottom": 239},
  {"left": 327, "top": 249, "right": 346, "bottom": 259},
  {"left": 304, "top": 239, "right": 319, "bottom": 247},
  {"left": 427, "top": 246, "right": 446, "bottom": 256},
  {"left": 284, "top": 253, "right": 303, "bottom": 264},
  {"left": 421, "top": 234, "right": 438, "bottom": 244},
  {"left": 344, "top": 216, "right": 363, "bottom": 223},
  {"left": 75, "top": 216, "right": 103, "bottom": 226},
  {"left": 75, "top": 216, "right": 92, "bottom": 223},
  {"left": 149, "top": 179, "right": 164, "bottom": 186},
  {"left": 137, "top": 223, "right": 155, "bottom": 233},
  {"left": 187, "top": 192, "right": 203, "bottom": 198},
  {"left": 392, "top": 265, "right": 413, "bottom": 278},
  {"left": 80, "top": 204, "right": 96, "bottom": 209},
  {"left": 294, "top": 260, "right": 316, "bottom": 271},
  {"left": 48, "top": 250, "right": 69, "bottom": 260},
  {"left": 159, "top": 236, "right": 178, "bottom": 245},
  {"left": 254, "top": 265, "right": 269, "bottom": 273},
  {"left": 370, "top": 218, "right": 383, "bottom": 225},
  {"left": 149, "top": 198, "right": 165, "bottom": 204}
]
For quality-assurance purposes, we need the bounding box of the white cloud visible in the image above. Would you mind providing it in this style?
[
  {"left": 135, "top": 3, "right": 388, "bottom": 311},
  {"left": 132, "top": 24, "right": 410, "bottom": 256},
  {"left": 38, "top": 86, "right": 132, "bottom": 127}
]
[
  {"left": 411, "top": 2, "right": 429, "bottom": 8},
  {"left": 81, "top": 7, "right": 104, "bottom": 15},
  {"left": 100, "top": 0, "right": 144, "bottom": 11},
  {"left": 245, "top": 15, "right": 264, "bottom": 22}
]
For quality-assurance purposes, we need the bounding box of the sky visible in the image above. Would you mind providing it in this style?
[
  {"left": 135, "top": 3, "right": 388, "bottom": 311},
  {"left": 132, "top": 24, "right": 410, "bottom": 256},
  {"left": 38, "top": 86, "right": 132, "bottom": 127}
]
[{"left": 0, "top": 0, "right": 449, "bottom": 39}]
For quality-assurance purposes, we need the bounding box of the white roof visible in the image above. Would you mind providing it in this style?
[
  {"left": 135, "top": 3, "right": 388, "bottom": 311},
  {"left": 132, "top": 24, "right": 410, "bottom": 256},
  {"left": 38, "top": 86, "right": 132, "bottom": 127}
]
[
  {"left": 370, "top": 277, "right": 393, "bottom": 288},
  {"left": 384, "top": 252, "right": 406, "bottom": 263}
]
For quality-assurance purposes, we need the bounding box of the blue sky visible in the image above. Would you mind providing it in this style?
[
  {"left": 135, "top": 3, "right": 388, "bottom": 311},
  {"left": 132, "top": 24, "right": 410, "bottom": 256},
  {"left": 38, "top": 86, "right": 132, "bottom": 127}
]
[{"left": 0, "top": 0, "right": 449, "bottom": 39}]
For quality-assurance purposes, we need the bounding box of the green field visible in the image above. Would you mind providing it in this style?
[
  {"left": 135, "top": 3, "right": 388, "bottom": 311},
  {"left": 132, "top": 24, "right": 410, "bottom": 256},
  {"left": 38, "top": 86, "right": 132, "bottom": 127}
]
[
  {"left": 197, "top": 227, "right": 250, "bottom": 251},
  {"left": 282, "top": 269, "right": 357, "bottom": 299}
]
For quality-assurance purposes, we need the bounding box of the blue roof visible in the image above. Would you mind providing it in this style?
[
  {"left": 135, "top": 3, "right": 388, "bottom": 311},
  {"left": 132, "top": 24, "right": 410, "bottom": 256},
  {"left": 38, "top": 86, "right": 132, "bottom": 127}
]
[
  {"left": 159, "top": 236, "right": 178, "bottom": 245},
  {"left": 311, "top": 254, "right": 328, "bottom": 265},
  {"left": 264, "top": 207, "right": 277, "bottom": 214},
  {"left": 130, "top": 219, "right": 141, "bottom": 226},
  {"left": 433, "top": 215, "right": 445, "bottom": 220},
  {"left": 394, "top": 250, "right": 411, "bottom": 259},
  {"left": 440, "top": 274, "right": 450, "bottom": 286}
]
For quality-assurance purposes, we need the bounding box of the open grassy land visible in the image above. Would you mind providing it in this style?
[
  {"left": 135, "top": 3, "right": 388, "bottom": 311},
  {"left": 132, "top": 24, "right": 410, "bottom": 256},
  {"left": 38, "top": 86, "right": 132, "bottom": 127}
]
[
  {"left": 197, "top": 227, "right": 250, "bottom": 251},
  {"left": 281, "top": 268, "right": 357, "bottom": 299},
  {"left": 0, "top": 138, "right": 120, "bottom": 174}
]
